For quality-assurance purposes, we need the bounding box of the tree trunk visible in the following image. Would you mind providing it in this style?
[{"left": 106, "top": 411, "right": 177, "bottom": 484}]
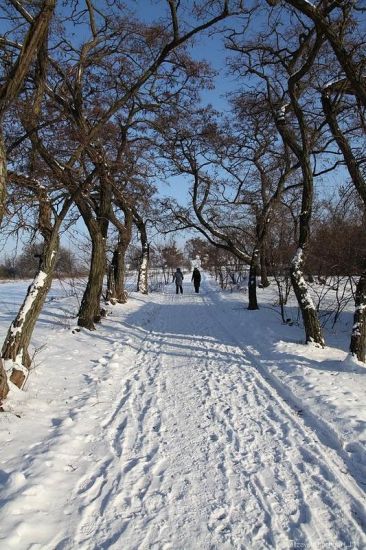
[
  {"left": 350, "top": 271, "right": 366, "bottom": 362},
  {"left": 1, "top": 232, "right": 60, "bottom": 387},
  {"left": 78, "top": 231, "right": 106, "bottom": 329},
  {"left": 0, "top": 129, "right": 6, "bottom": 226},
  {"left": 114, "top": 238, "right": 129, "bottom": 303},
  {"left": 76, "top": 172, "right": 110, "bottom": 330},
  {"left": 106, "top": 239, "right": 129, "bottom": 304},
  {"left": 138, "top": 241, "right": 150, "bottom": 295},
  {"left": 106, "top": 260, "right": 117, "bottom": 305},
  {"left": 0, "top": 359, "right": 9, "bottom": 404},
  {"left": 248, "top": 247, "right": 259, "bottom": 310},
  {"left": 290, "top": 248, "right": 325, "bottom": 346},
  {"left": 260, "top": 243, "right": 270, "bottom": 287},
  {"left": 106, "top": 206, "right": 132, "bottom": 304},
  {"left": 134, "top": 214, "right": 149, "bottom": 295}
]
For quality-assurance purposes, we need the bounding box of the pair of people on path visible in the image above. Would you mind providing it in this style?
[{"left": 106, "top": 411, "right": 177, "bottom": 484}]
[{"left": 173, "top": 267, "right": 201, "bottom": 294}]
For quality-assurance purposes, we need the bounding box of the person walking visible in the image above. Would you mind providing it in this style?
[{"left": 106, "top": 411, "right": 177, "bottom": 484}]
[
  {"left": 173, "top": 267, "right": 184, "bottom": 294},
  {"left": 191, "top": 267, "right": 201, "bottom": 293}
]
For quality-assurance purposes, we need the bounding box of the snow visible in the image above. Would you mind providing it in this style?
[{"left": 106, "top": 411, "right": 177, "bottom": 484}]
[
  {"left": 0, "top": 274, "right": 365, "bottom": 549},
  {"left": 278, "top": 103, "right": 290, "bottom": 120},
  {"left": 9, "top": 271, "right": 48, "bottom": 336}
]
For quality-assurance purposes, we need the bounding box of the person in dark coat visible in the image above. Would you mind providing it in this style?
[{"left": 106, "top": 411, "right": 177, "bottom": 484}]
[
  {"left": 173, "top": 267, "right": 184, "bottom": 294},
  {"left": 191, "top": 267, "right": 201, "bottom": 293}
]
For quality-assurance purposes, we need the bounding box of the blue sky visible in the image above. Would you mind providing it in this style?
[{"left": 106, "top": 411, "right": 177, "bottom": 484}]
[{"left": 0, "top": 1, "right": 349, "bottom": 258}]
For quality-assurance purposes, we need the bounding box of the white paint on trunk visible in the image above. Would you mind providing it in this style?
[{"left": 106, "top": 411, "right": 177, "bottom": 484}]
[
  {"left": 139, "top": 255, "right": 149, "bottom": 294},
  {"left": 9, "top": 271, "right": 48, "bottom": 335},
  {"left": 291, "top": 248, "right": 316, "bottom": 311}
]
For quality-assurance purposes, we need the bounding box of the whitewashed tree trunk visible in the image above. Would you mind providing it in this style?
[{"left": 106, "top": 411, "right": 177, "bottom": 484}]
[
  {"left": 290, "top": 248, "right": 325, "bottom": 346},
  {"left": 138, "top": 243, "right": 150, "bottom": 295},
  {"left": 1, "top": 234, "right": 59, "bottom": 387}
]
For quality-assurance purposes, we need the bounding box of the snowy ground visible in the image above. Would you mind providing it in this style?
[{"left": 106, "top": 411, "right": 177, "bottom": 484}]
[{"left": 0, "top": 274, "right": 365, "bottom": 549}]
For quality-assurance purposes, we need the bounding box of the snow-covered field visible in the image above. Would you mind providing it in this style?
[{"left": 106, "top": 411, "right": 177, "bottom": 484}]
[{"left": 0, "top": 274, "right": 365, "bottom": 549}]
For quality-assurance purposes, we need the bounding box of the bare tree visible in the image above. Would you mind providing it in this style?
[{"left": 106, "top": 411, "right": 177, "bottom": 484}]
[
  {"left": 0, "top": 0, "right": 55, "bottom": 401},
  {"left": 225, "top": 12, "right": 327, "bottom": 344},
  {"left": 321, "top": 82, "right": 366, "bottom": 360}
]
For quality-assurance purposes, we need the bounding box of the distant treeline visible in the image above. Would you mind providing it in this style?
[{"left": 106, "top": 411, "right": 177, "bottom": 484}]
[{"left": 0, "top": 245, "right": 85, "bottom": 279}]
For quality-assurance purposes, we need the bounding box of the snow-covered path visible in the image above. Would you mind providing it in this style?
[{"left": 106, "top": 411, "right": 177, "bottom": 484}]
[{"left": 1, "top": 277, "right": 365, "bottom": 549}]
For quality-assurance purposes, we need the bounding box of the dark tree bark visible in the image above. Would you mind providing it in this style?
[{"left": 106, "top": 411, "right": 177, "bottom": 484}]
[
  {"left": 248, "top": 247, "right": 259, "bottom": 310},
  {"left": 107, "top": 204, "right": 133, "bottom": 304},
  {"left": 260, "top": 243, "right": 270, "bottom": 287},
  {"left": 0, "top": 358, "right": 9, "bottom": 404},
  {"left": 77, "top": 169, "right": 111, "bottom": 329},
  {"left": 114, "top": 236, "right": 131, "bottom": 303},
  {"left": 106, "top": 238, "right": 130, "bottom": 304},
  {"left": 77, "top": 212, "right": 108, "bottom": 329},
  {"left": 134, "top": 211, "right": 150, "bottom": 294},
  {"left": 78, "top": 230, "right": 107, "bottom": 328},
  {"left": 106, "top": 252, "right": 117, "bottom": 305}
]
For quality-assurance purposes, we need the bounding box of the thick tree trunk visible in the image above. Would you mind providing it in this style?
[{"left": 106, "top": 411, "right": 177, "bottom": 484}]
[
  {"left": 106, "top": 240, "right": 129, "bottom": 304},
  {"left": 350, "top": 271, "right": 366, "bottom": 362},
  {"left": 248, "top": 247, "right": 259, "bottom": 310},
  {"left": 106, "top": 207, "right": 132, "bottom": 304},
  {"left": 77, "top": 172, "right": 110, "bottom": 330},
  {"left": 78, "top": 231, "right": 106, "bottom": 329},
  {"left": 1, "top": 233, "right": 60, "bottom": 387},
  {"left": 260, "top": 244, "right": 270, "bottom": 287},
  {"left": 290, "top": 248, "right": 325, "bottom": 346}
]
